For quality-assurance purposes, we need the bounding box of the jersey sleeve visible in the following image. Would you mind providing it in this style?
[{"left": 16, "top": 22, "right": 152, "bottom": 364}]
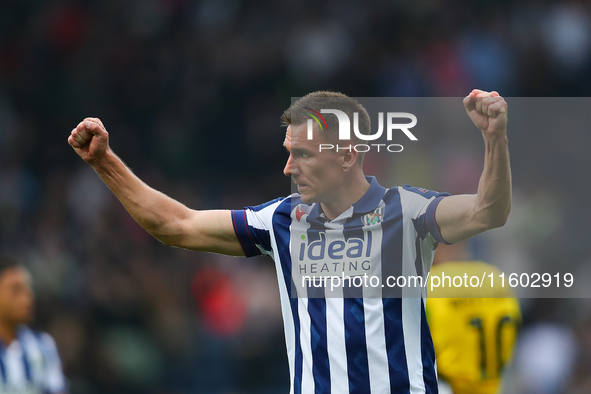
[
  {"left": 38, "top": 333, "right": 68, "bottom": 394},
  {"left": 401, "top": 184, "right": 452, "bottom": 247},
  {"left": 231, "top": 198, "right": 284, "bottom": 257}
]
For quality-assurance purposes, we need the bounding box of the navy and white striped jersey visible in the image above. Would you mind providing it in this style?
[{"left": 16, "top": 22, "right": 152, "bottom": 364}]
[
  {"left": 232, "top": 176, "right": 450, "bottom": 394},
  {"left": 0, "top": 326, "right": 66, "bottom": 394}
]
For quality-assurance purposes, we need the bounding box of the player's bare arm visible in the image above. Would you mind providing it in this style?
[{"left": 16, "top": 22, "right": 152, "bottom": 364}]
[
  {"left": 67, "top": 118, "right": 245, "bottom": 256},
  {"left": 435, "top": 89, "right": 511, "bottom": 243}
]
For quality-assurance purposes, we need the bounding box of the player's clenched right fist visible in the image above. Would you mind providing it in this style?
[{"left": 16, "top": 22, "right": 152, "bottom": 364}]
[{"left": 68, "top": 118, "right": 110, "bottom": 166}]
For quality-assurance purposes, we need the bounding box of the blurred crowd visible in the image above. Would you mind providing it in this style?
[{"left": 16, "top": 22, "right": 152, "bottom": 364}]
[{"left": 1, "top": 0, "right": 591, "bottom": 393}]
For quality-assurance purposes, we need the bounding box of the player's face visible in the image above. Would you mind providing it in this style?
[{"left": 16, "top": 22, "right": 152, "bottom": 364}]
[
  {"left": 283, "top": 123, "right": 346, "bottom": 203},
  {"left": 0, "top": 267, "right": 34, "bottom": 326}
]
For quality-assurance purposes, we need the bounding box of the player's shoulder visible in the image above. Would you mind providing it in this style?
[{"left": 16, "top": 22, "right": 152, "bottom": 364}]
[
  {"left": 243, "top": 194, "right": 305, "bottom": 226},
  {"left": 245, "top": 196, "right": 290, "bottom": 212},
  {"left": 253, "top": 194, "right": 311, "bottom": 211},
  {"left": 400, "top": 184, "right": 451, "bottom": 200},
  {"left": 18, "top": 326, "right": 58, "bottom": 350}
]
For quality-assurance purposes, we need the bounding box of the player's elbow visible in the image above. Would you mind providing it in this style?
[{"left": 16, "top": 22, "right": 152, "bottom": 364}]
[
  {"left": 488, "top": 215, "right": 508, "bottom": 229},
  {"left": 482, "top": 209, "right": 510, "bottom": 230},
  {"left": 147, "top": 206, "right": 201, "bottom": 248},
  {"left": 148, "top": 230, "right": 182, "bottom": 247},
  {"left": 158, "top": 210, "right": 210, "bottom": 250},
  {"left": 156, "top": 234, "right": 179, "bottom": 247},
  {"left": 146, "top": 219, "right": 190, "bottom": 248}
]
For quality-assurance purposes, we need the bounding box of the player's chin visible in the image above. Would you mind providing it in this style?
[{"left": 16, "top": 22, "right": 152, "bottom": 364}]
[
  {"left": 19, "top": 307, "right": 34, "bottom": 324},
  {"left": 299, "top": 194, "right": 313, "bottom": 204},
  {"left": 299, "top": 190, "right": 317, "bottom": 204}
]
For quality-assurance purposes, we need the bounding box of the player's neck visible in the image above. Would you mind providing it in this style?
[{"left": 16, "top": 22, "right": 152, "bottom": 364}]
[
  {"left": 0, "top": 320, "right": 17, "bottom": 346},
  {"left": 321, "top": 172, "right": 370, "bottom": 220}
]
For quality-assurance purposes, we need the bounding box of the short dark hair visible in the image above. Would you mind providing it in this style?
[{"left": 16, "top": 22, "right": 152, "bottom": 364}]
[
  {"left": 0, "top": 256, "right": 22, "bottom": 278},
  {"left": 280, "top": 91, "right": 371, "bottom": 164}
]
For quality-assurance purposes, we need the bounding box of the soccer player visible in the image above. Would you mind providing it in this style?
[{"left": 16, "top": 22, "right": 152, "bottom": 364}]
[
  {"left": 0, "top": 257, "right": 67, "bottom": 394},
  {"left": 68, "top": 89, "right": 510, "bottom": 393},
  {"left": 426, "top": 242, "right": 521, "bottom": 394}
]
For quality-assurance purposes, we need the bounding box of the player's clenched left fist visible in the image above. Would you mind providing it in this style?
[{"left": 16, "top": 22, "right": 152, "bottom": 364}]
[
  {"left": 463, "top": 89, "right": 508, "bottom": 136},
  {"left": 67, "top": 117, "right": 110, "bottom": 166}
]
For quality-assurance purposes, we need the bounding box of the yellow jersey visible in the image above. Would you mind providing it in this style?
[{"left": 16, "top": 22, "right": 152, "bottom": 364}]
[{"left": 426, "top": 261, "right": 521, "bottom": 394}]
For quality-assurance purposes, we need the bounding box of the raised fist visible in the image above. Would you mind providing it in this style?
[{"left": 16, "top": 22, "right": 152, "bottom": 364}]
[
  {"left": 463, "top": 89, "right": 508, "bottom": 136},
  {"left": 68, "top": 118, "right": 110, "bottom": 166}
]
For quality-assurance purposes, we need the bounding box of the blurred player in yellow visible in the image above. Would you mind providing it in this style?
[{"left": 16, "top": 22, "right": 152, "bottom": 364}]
[{"left": 426, "top": 242, "right": 521, "bottom": 394}]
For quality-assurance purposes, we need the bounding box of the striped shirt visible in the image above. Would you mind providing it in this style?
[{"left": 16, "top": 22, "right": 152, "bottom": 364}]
[
  {"left": 232, "top": 176, "right": 450, "bottom": 394},
  {"left": 0, "top": 326, "right": 66, "bottom": 394}
]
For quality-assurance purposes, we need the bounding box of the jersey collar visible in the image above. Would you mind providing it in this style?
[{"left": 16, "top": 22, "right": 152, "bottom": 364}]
[
  {"left": 309, "top": 176, "right": 385, "bottom": 220},
  {"left": 352, "top": 176, "right": 386, "bottom": 214}
]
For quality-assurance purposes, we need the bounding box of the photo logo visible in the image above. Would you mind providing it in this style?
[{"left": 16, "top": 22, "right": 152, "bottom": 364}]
[
  {"left": 305, "top": 109, "right": 418, "bottom": 152},
  {"left": 303, "top": 107, "right": 328, "bottom": 133}
]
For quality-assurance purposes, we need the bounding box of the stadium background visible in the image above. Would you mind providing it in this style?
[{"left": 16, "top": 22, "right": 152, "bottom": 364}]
[{"left": 0, "top": 0, "right": 590, "bottom": 393}]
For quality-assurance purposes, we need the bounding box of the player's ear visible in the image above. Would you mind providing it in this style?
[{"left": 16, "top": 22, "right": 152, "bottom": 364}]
[{"left": 341, "top": 146, "right": 358, "bottom": 172}]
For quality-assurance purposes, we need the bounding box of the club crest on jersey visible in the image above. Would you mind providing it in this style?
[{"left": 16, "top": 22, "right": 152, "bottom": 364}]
[{"left": 362, "top": 206, "right": 385, "bottom": 226}]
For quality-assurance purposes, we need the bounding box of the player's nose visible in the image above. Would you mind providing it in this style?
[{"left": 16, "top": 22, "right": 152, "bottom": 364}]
[{"left": 283, "top": 156, "right": 293, "bottom": 177}]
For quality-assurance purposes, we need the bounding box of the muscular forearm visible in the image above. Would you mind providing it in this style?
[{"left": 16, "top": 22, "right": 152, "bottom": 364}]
[
  {"left": 91, "top": 149, "right": 191, "bottom": 244},
  {"left": 69, "top": 118, "right": 243, "bottom": 254},
  {"left": 474, "top": 133, "right": 511, "bottom": 228}
]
